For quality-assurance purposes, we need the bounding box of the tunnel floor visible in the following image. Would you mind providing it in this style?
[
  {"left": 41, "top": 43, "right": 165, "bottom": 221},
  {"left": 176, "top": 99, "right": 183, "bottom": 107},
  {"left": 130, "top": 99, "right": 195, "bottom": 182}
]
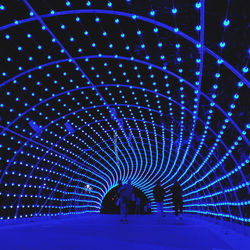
[{"left": 0, "top": 214, "right": 249, "bottom": 250}]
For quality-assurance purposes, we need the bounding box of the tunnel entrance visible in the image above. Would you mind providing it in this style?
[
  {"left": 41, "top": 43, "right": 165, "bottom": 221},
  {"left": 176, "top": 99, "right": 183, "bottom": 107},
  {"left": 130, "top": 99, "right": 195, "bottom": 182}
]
[{"left": 100, "top": 185, "right": 149, "bottom": 214}]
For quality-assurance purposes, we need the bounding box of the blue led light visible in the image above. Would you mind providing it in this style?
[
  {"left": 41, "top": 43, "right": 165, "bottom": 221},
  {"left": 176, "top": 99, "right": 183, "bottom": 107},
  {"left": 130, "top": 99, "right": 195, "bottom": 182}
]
[
  {"left": 195, "top": 2, "right": 201, "bottom": 8},
  {"left": 172, "top": 8, "right": 177, "bottom": 14},
  {"left": 150, "top": 10, "right": 155, "bottom": 16},
  {"left": 223, "top": 19, "right": 230, "bottom": 26},
  {"left": 242, "top": 66, "right": 248, "bottom": 73},
  {"left": 219, "top": 41, "right": 226, "bottom": 48}
]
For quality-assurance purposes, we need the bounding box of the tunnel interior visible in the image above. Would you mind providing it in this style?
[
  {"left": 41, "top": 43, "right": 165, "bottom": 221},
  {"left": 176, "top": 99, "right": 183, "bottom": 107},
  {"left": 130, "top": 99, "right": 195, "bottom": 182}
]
[
  {"left": 101, "top": 185, "right": 148, "bottom": 214},
  {"left": 0, "top": 0, "right": 249, "bottom": 224}
]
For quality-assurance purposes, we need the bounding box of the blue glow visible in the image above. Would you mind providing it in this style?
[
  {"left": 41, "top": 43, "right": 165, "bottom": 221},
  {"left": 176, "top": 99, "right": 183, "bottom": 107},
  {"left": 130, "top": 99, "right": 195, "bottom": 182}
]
[
  {"left": 242, "top": 67, "right": 248, "bottom": 73},
  {"left": 172, "top": 8, "right": 177, "bottom": 14},
  {"left": 0, "top": 0, "right": 249, "bottom": 226},
  {"left": 150, "top": 10, "right": 155, "bottom": 16},
  {"left": 223, "top": 19, "right": 230, "bottom": 26}
]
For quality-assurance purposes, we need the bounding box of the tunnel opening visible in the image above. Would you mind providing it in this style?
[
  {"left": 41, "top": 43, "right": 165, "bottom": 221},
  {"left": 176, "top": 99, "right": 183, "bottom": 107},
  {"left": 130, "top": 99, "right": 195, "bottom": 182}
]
[{"left": 100, "top": 185, "right": 149, "bottom": 214}]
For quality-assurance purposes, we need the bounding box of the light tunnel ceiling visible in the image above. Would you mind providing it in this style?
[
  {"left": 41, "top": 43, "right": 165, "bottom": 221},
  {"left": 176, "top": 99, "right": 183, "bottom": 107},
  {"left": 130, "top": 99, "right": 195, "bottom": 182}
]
[{"left": 0, "top": 0, "right": 249, "bottom": 222}]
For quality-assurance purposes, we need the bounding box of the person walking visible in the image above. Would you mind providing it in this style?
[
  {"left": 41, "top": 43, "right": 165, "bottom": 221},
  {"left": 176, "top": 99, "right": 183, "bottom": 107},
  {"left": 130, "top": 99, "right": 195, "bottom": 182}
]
[
  {"left": 135, "top": 196, "right": 141, "bottom": 214},
  {"left": 116, "top": 180, "right": 123, "bottom": 213},
  {"left": 153, "top": 180, "right": 165, "bottom": 217},
  {"left": 118, "top": 179, "right": 133, "bottom": 222},
  {"left": 171, "top": 180, "right": 183, "bottom": 219}
]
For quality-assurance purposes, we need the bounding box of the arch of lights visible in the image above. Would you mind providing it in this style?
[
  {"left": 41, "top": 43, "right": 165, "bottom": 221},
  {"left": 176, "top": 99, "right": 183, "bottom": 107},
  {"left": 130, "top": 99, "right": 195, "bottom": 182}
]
[{"left": 0, "top": 0, "right": 249, "bottom": 224}]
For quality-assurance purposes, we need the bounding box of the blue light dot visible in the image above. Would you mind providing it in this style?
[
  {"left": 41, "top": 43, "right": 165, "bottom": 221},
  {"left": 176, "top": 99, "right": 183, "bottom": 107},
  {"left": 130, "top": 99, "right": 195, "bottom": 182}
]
[
  {"left": 219, "top": 41, "right": 226, "bottom": 48},
  {"left": 84, "top": 31, "right": 88, "bottom": 35},
  {"left": 238, "top": 81, "right": 243, "bottom": 87},
  {"left": 217, "top": 59, "right": 223, "bottom": 64},
  {"left": 172, "top": 8, "right": 177, "bottom": 14},
  {"left": 196, "top": 43, "right": 201, "bottom": 48},
  {"left": 50, "top": 10, "right": 55, "bottom": 15},
  {"left": 0, "top": 4, "right": 5, "bottom": 10},
  {"left": 158, "top": 42, "right": 162, "bottom": 48},
  {"left": 108, "top": 2, "right": 112, "bottom": 7},
  {"left": 153, "top": 27, "right": 158, "bottom": 33},
  {"left": 76, "top": 17, "right": 80, "bottom": 22},
  {"left": 234, "top": 93, "right": 239, "bottom": 99},
  {"left": 86, "top": 1, "right": 91, "bottom": 6},
  {"left": 61, "top": 24, "right": 65, "bottom": 29},
  {"left": 150, "top": 10, "right": 155, "bottom": 16},
  {"left": 195, "top": 2, "right": 201, "bottom": 8},
  {"left": 95, "top": 17, "right": 100, "bottom": 22},
  {"left": 5, "top": 34, "right": 10, "bottom": 39},
  {"left": 195, "top": 25, "right": 201, "bottom": 31},
  {"left": 223, "top": 19, "right": 230, "bottom": 26},
  {"left": 66, "top": 1, "right": 71, "bottom": 6},
  {"left": 115, "top": 18, "right": 119, "bottom": 23},
  {"left": 7, "top": 57, "right": 12, "bottom": 62},
  {"left": 242, "top": 67, "right": 248, "bottom": 73},
  {"left": 121, "top": 33, "right": 125, "bottom": 38},
  {"left": 29, "top": 12, "right": 34, "bottom": 16}
]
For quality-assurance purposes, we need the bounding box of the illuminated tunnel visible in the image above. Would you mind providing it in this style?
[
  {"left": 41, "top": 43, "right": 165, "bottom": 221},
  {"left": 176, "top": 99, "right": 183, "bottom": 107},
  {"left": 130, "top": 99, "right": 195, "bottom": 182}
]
[{"left": 0, "top": 0, "right": 249, "bottom": 225}]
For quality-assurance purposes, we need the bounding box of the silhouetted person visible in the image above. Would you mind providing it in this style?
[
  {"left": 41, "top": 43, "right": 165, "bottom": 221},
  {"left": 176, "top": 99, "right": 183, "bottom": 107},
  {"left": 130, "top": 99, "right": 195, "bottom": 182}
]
[
  {"left": 116, "top": 180, "right": 123, "bottom": 213},
  {"left": 135, "top": 196, "right": 141, "bottom": 214},
  {"left": 153, "top": 180, "right": 165, "bottom": 217},
  {"left": 118, "top": 179, "right": 133, "bottom": 222},
  {"left": 171, "top": 180, "right": 183, "bottom": 218}
]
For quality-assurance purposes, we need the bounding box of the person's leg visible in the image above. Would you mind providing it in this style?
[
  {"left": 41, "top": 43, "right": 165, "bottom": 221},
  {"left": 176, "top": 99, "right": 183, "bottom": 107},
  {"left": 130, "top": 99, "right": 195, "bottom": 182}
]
[
  {"left": 124, "top": 199, "right": 128, "bottom": 221},
  {"left": 156, "top": 202, "right": 161, "bottom": 215},
  {"left": 160, "top": 202, "right": 164, "bottom": 217},
  {"left": 174, "top": 201, "right": 178, "bottom": 216},
  {"left": 180, "top": 200, "right": 183, "bottom": 214},
  {"left": 120, "top": 200, "right": 126, "bottom": 222}
]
